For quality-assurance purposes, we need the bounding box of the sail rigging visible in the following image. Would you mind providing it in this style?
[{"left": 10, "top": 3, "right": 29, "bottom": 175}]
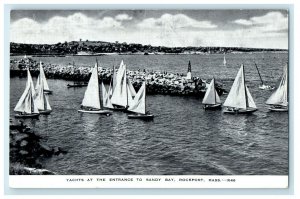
[{"left": 254, "top": 63, "right": 264, "bottom": 85}]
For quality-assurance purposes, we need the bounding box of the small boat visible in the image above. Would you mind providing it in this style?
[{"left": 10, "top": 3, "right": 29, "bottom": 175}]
[
  {"left": 36, "top": 61, "right": 53, "bottom": 94},
  {"left": 202, "top": 78, "right": 222, "bottom": 110},
  {"left": 223, "top": 64, "right": 257, "bottom": 114},
  {"left": 127, "top": 82, "right": 154, "bottom": 120},
  {"left": 78, "top": 60, "right": 112, "bottom": 115},
  {"left": 266, "top": 63, "right": 288, "bottom": 112},
  {"left": 67, "top": 82, "right": 88, "bottom": 88},
  {"left": 14, "top": 69, "right": 40, "bottom": 118},
  {"left": 34, "top": 81, "right": 52, "bottom": 115},
  {"left": 223, "top": 53, "right": 227, "bottom": 66},
  {"left": 255, "top": 63, "right": 274, "bottom": 90}
]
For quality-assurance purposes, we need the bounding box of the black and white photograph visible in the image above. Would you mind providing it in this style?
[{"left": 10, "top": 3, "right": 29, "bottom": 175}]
[{"left": 8, "top": 8, "right": 289, "bottom": 188}]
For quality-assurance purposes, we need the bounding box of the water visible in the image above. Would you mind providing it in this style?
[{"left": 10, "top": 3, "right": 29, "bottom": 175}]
[{"left": 10, "top": 53, "right": 288, "bottom": 175}]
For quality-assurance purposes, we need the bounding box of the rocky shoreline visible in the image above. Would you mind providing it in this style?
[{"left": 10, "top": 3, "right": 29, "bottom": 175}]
[
  {"left": 10, "top": 57, "right": 226, "bottom": 97},
  {"left": 10, "top": 119, "right": 67, "bottom": 175}
]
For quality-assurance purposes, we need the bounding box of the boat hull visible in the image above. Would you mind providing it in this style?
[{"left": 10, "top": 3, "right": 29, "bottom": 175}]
[
  {"left": 112, "top": 105, "right": 128, "bottom": 111},
  {"left": 203, "top": 104, "right": 222, "bottom": 110},
  {"left": 223, "top": 107, "right": 257, "bottom": 114},
  {"left": 268, "top": 105, "right": 288, "bottom": 112},
  {"left": 39, "top": 109, "right": 52, "bottom": 115},
  {"left": 44, "top": 90, "right": 53, "bottom": 94},
  {"left": 67, "top": 84, "right": 88, "bottom": 88},
  {"left": 259, "top": 84, "right": 275, "bottom": 90},
  {"left": 128, "top": 114, "right": 154, "bottom": 120},
  {"left": 78, "top": 109, "right": 112, "bottom": 115},
  {"left": 14, "top": 113, "right": 40, "bottom": 118}
]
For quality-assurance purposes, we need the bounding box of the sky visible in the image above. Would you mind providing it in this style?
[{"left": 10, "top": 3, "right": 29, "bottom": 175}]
[{"left": 10, "top": 10, "right": 288, "bottom": 49}]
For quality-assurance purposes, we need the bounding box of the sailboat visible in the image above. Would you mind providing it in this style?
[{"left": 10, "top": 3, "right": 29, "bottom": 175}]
[
  {"left": 255, "top": 63, "right": 274, "bottom": 90},
  {"left": 223, "top": 53, "right": 227, "bottom": 66},
  {"left": 36, "top": 61, "right": 52, "bottom": 94},
  {"left": 78, "top": 61, "right": 112, "bottom": 114},
  {"left": 34, "top": 81, "right": 52, "bottom": 115},
  {"left": 202, "top": 78, "right": 222, "bottom": 110},
  {"left": 223, "top": 64, "right": 257, "bottom": 114},
  {"left": 127, "top": 82, "right": 154, "bottom": 120},
  {"left": 266, "top": 63, "right": 288, "bottom": 111},
  {"left": 110, "top": 60, "right": 129, "bottom": 110},
  {"left": 14, "top": 69, "right": 40, "bottom": 118}
]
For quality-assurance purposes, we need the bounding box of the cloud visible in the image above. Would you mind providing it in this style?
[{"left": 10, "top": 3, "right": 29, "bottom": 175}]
[
  {"left": 115, "top": 14, "right": 132, "bottom": 21},
  {"left": 233, "top": 11, "right": 288, "bottom": 32},
  {"left": 137, "top": 13, "right": 217, "bottom": 29},
  {"left": 234, "top": 19, "right": 253, "bottom": 26},
  {"left": 10, "top": 11, "right": 288, "bottom": 49},
  {"left": 10, "top": 12, "right": 123, "bottom": 44}
]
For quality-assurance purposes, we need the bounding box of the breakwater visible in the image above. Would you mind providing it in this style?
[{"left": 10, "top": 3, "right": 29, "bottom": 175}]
[
  {"left": 10, "top": 57, "right": 226, "bottom": 96},
  {"left": 10, "top": 119, "right": 67, "bottom": 175}
]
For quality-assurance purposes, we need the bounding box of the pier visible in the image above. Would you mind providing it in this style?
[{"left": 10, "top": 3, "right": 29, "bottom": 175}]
[{"left": 10, "top": 57, "right": 226, "bottom": 97}]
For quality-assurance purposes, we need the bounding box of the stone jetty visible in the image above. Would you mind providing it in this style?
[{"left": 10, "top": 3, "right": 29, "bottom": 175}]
[
  {"left": 10, "top": 119, "right": 67, "bottom": 175},
  {"left": 10, "top": 57, "right": 226, "bottom": 97}
]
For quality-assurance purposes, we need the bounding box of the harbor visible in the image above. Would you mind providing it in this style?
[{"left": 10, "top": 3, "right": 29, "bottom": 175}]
[{"left": 9, "top": 52, "right": 289, "bottom": 175}]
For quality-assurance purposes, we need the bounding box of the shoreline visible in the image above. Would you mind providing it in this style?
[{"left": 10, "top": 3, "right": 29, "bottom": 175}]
[{"left": 10, "top": 119, "right": 67, "bottom": 175}]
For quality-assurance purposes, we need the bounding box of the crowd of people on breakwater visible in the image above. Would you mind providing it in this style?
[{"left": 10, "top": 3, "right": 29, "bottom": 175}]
[{"left": 10, "top": 57, "right": 226, "bottom": 96}]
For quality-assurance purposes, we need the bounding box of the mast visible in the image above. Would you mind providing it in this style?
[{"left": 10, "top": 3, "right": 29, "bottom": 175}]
[
  {"left": 96, "top": 58, "right": 100, "bottom": 106},
  {"left": 254, "top": 63, "right": 264, "bottom": 85},
  {"left": 243, "top": 64, "right": 249, "bottom": 108},
  {"left": 213, "top": 78, "right": 216, "bottom": 105}
]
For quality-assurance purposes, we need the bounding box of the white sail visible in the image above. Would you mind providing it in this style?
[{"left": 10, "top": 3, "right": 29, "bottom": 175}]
[
  {"left": 45, "top": 94, "right": 52, "bottom": 110},
  {"left": 14, "top": 84, "right": 39, "bottom": 114},
  {"left": 102, "top": 82, "right": 113, "bottom": 108},
  {"left": 35, "top": 75, "right": 40, "bottom": 90},
  {"left": 112, "top": 65, "right": 117, "bottom": 92},
  {"left": 223, "top": 65, "right": 247, "bottom": 109},
  {"left": 202, "top": 78, "right": 221, "bottom": 105},
  {"left": 111, "top": 61, "right": 128, "bottom": 107},
  {"left": 246, "top": 86, "right": 257, "bottom": 109},
  {"left": 128, "top": 79, "right": 137, "bottom": 97},
  {"left": 34, "top": 83, "right": 52, "bottom": 111},
  {"left": 128, "top": 82, "right": 146, "bottom": 114},
  {"left": 215, "top": 91, "right": 221, "bottom": 104},
  {"left": 81, "top": 63, "right": 101, "bottom": 109},
  {"left": 266, "top": 64, "right": 288, "bottom": 106},
  {"left": 223, "top": 54, "right": 226, "bottom": 66},
  {"left": 27, "top": 68, "right": 36, "bottom": 96},
  {"left": 127, "top": 84, "right": 135, "bottom": 108},
  {"left": 38, "top": 61, "right": 50, "bottom": 91}
]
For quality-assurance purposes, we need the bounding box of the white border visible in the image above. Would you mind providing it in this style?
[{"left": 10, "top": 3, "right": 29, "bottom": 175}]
[
  {"left": 9, "top": 175, "right": 288, "bottom": 188},
  {"left": 2, "top": 0, "right": 299, "bottom": 197}
]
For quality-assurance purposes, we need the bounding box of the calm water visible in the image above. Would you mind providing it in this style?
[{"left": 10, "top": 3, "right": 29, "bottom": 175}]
[{"left": 10, "top": 53, "right": 289, "bottom": 175}]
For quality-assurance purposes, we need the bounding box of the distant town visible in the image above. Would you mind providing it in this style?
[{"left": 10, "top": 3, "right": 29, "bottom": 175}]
[{"left": 10, "top": 40, "right": 287, "bottom": 56}]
